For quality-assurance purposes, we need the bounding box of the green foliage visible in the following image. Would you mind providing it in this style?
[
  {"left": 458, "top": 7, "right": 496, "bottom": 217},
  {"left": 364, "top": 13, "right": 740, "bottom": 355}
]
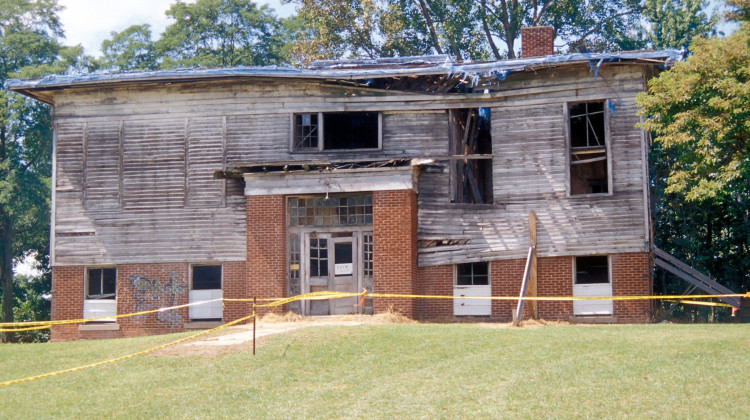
[
  {"left": 0, "top": 0, "right": 79, "bottom": 341},
  {"left": 99, "top": 25, "right": 158, "bottom": 71},
  {"left": 638, "top": 20, "right": 750, "bottom": 295},
  {"left": 156, "top": 0, "right": 286, "bottom": 68},
  {"left": 11, "top": 271, "right": 50, "bottom": 342},
  {"left": 616, "top": 0, "right": 718, "bottom": 51}
]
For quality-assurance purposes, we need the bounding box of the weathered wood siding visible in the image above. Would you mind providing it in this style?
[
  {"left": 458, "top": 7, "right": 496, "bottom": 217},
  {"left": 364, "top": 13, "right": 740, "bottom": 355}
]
[
  {"left": 51, "top": 64, "right": 651, "bottom": 267},
  {"left": 418, "top": 66, "right": 651, "bottom": 266}
]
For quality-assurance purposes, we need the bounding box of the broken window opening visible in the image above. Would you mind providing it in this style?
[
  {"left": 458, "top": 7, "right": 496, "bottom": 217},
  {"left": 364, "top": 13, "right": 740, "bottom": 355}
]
[
  {"left": 87, "top": 267, "right": 117, "bottom": 299},
  {"left": 569, "top": 101, "right": 609, "bottom": 195},
  {"left": 450, "top": 108, "right": 493, "bottom": 204},
  {"left": 455, "top": 262, "right": 490, "bottom": 286},
  {"left": 293, "top": 112, "right": 381, "bottom": 151},
  {"left": 574, "top": 256, "right": 610, "bottom": 284}
]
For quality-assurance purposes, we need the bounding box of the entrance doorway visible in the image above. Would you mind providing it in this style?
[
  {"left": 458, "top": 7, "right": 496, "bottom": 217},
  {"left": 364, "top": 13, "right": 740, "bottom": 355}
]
[{"left": 301, "top": 231, "right": 370, "bottom": 315}]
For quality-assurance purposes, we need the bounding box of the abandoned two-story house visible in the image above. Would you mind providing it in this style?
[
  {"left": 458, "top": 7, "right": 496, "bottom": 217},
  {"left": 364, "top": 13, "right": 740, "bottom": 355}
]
[{"left": 7, "top": 27, "right": 681, "bottom": 340}]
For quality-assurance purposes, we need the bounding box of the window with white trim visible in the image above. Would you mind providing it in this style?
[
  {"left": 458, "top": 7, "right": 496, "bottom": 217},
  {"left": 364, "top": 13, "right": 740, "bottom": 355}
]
[
  {"left": 292, "top": 112, "right": 381, "bottom": 151},
  {"left": 568, "top": 101, "right": 609, "bottom": 195},
  {"left": 87, "top": 267, "right": 117, "bottom": 299},
  {"left": 455, "top": 262, "right": 490, "bottom": 286},
  {"left": 574, "top": 256, "right": 610, "bottom": 284},
  {"left": 192, "top": 265, "right": 222, "bottom": 290}
]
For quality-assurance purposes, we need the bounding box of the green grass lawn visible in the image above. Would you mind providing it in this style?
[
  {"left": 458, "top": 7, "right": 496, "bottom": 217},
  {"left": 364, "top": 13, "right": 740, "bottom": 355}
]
[{"left": 1, "top": 323, "right": 748, "bottom": 419}]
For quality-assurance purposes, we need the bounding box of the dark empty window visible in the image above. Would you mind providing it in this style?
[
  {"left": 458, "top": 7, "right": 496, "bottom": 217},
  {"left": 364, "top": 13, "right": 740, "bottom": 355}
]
[
  {"left": 575, "top": 256, "right": 609, "bottom": 284},
  {"left": 569, "top": 101, "right": 609, "bottom": 195},
  {"left": 87, "top": 268, "right": 116, "bottom": 299},
  {"left": 192, "top": 265, "right": 222, "bottom": 290},
  {"left": 456, "top": 262, "right": 490, "bottom": 286},
  {"left": 450, "top": 108, "right": 493, "bottom": 204},
  {"left": 293, "top": 112, "right": 380, "bottom": 151}
]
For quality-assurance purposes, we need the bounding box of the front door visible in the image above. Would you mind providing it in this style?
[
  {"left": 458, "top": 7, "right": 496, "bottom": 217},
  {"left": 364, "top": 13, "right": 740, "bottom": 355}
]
[
  {"left": 331, "top": 236, "right": 358, "bottom": 314},
  {"left": 304, "top": 232, "right": 359, "bottom": 315}
]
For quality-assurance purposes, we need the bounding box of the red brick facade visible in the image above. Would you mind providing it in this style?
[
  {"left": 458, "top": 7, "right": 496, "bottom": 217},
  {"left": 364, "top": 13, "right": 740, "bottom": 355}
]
[
  {"left": 521, "top": 26, "right": 555, "bottom": 58},
  {"left": 415, "top": 253, "right": 652, "bottom": 322},
  {"left": 246, "top": 195, "right": 287, "bottom": 316},
  {"left": 50, "top": 261, "right": 246, "bottom": 341},
  {"left": 50, "top": 187, "right": 652, "bottom": 340},
  {"left": 372, "top": 190, "right": 419, "bottom": 318}
]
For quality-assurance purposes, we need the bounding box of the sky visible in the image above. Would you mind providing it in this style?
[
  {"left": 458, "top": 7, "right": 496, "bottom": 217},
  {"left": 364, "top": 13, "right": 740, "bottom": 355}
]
[{"left": 59, "top": 0, "right": 295, "bottom": 57}]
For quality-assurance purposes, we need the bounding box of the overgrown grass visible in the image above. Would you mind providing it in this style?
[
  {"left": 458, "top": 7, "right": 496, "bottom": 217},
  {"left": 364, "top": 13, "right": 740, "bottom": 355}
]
[{"left": 2, "top": 324, "right": 748, "bottom": 419}]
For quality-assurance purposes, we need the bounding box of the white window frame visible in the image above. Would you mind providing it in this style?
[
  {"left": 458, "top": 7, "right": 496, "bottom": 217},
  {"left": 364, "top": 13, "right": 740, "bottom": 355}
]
[
  {"left": 83, "top": 266, "right": 117, "bottom": 322},
  {"left": 572, "top": 255, "right": 614, "bottom": 316},
  {"left": 453, "top": 262, "right": 492, "bottom": 316},
  {"left": 564, "top": 100, "right": 613, "bottom": 197},
  {"left": 290, "top": 112, "right": 383, "bottom": 152},
  {"left": 189, "top": 263, "right": 223, "bottom": 321}
]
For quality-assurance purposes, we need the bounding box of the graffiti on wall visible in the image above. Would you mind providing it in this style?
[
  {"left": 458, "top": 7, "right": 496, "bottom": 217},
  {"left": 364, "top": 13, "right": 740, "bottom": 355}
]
[{"left": 130, "top": 272, "right": 186, "bottom": 327}]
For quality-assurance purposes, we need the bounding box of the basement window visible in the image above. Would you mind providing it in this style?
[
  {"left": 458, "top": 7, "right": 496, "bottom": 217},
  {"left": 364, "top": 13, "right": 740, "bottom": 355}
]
[
  {"left": 455, "top": 262, "right": 490, "bottom": 286},
  {"left": 87, "top": 267, "right": 117, "bottom": 299},
  {"left": 574, "top": 256, "right": 610, "bottom": 284},
  {"left": 292, "top": 112, "right": 381, "bottom": 151},
  {"left": 84, "top": 267, "right": 117, "bottom": 322},
  {"left": 450, "top": 108, "right": 493, "bottom": 204},
  {"left": 569, "top": 101, "right": 609, "bottom": 195},
  {"left": 192, "top": 265, "right": 222, "bottom": 290}
]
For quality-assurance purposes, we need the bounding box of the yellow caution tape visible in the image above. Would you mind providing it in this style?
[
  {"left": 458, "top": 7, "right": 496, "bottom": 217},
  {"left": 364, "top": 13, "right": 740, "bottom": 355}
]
[
  {"left": 0, "top": 298, "right": 223, "bottom": 328},
  {"left": 0, "top": 325, "right": 52, "bottom": 333},
  {"left": 664, "top": 300, "right": 734, "bottom": 308},
  {"left": 0, "top": 312, "right": 257, "bottom": 388}
]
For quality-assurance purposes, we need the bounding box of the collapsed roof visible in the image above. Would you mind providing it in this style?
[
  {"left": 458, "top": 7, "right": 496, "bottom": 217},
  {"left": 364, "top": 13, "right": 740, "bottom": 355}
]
[{"left": 6, "top": 50, "right": 682, "bottom": 103}]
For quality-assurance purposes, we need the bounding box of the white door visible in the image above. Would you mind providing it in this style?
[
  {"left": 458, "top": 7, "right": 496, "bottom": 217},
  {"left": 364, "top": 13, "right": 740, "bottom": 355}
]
[
  {"left": 573, "top": 256, "right": 613, "bottom": 315},
  {"left": 330, "top": 236, "right": 358, "bottom": 315},
  {"left": 453, "top": 263, "right": 491, "bottom": 316}
]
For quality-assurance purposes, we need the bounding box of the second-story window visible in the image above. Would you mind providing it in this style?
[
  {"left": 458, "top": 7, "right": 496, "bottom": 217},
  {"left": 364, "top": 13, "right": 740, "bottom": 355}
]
[
  {"left": 292, "top": 112, "right": 381, "bottom": 151},
  {"left": 569, "top": 101, "right": 610, "bottom": 195}
]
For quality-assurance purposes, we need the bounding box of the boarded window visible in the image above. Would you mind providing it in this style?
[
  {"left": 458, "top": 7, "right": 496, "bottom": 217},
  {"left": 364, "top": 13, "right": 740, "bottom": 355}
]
[
  {"left": 450, "top": 108, "right": 493, "bottom": 204},
  {"left": 192, "top": 265, "right": 222, "bottom": 290},
  {"left": 87, "top": 268, "right": 117, "bottom": 299},
  {"left": 569, "top": 102, "right": 608, "bottom": 195},
  {"left": 456, "top": 262, "right": 490, "bottom": 286},
  {"left": 574, "top": 256, "right": 609, "bottom": 284},
  {"left": 293, "top": 112, "right": 380, "bottom": 151}
]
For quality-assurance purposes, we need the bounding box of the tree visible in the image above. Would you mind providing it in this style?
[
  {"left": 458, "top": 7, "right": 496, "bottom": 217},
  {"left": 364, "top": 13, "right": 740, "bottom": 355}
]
[
  {"left": 98, "top": 24, "right": 158, "bottom": 72},
  {"left": 286, "top": 0, "right": 649, "bottom": 61},
  {"left": 156, "top": 0, "right": 286, "bottom": 68},
  {"left": 637, "top": 8, "right": 750, "bottom": 299},
  {"left": 0, "top": 0, "right": 66, "bottom": 341},
  {"left": 616, "top": 0, "right": 718, "bottom": 51}
]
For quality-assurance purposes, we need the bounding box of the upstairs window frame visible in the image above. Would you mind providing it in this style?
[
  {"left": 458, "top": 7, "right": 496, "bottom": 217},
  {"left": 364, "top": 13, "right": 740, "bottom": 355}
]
[
  {"left": 566, "top": 100, "right": 613, "bottom": 197},
  {"left": 291, "top": 112, "right": 382, "bottom": 152}
]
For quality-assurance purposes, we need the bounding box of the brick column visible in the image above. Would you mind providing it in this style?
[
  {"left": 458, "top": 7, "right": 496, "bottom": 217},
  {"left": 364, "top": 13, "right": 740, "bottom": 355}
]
[
  {"left": 50, "top": 266, "right": 84, "bottom": 341},
  {"left": 372, "top": 189, "right": 418, "bottom": 318},
  {"left": 612, "top": 252, "right": 652, "bottom": 322},
  {"left": 246, "top": 195, "right": 287, "bottom": 316}
]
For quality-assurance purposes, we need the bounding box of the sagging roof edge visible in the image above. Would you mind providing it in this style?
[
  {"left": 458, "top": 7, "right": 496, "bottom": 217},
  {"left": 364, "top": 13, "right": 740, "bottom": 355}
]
[{"left": 5, "top": 50, "right": 682, "bottom": 96}]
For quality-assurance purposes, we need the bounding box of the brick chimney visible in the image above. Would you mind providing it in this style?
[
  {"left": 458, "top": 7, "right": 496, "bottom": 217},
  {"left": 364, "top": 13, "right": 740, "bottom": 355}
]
[{"left": 521, "top": 26, "right": 555, "bottom": 58}]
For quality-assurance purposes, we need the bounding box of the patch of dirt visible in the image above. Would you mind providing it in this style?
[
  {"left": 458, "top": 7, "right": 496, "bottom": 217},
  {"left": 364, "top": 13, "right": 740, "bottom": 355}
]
[{"left": 152, "top": 312, "right": 559, "bottom": 357}]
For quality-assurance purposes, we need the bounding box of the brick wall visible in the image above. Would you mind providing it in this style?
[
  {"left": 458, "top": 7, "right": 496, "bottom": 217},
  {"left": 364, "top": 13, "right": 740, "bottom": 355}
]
[
  {"left": 416, "top": 252, "right": 651, "bottom": 322},
  {"left": 246, "top": 195, "right": 287, "bottom": 316},
  {"left": 50, "top": 261, "right": 248, "bottom": 341},
  {"left": 373, "top": 189, "right": 418, "bottom": 317},
  {"left": 416, "top": 265, "right": 453, "bottom": 318},
  {"left": 611, "top": 252, "right": 652, "bottom": 322},
  {"left": 521, "top": 26, "right": 555, "bottom": 58}
]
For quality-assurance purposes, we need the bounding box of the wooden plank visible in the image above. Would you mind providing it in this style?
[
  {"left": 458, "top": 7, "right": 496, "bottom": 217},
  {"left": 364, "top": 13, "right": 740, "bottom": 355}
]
[{"left": 528, "top": 211, "right": 538, "bottom": 319}]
